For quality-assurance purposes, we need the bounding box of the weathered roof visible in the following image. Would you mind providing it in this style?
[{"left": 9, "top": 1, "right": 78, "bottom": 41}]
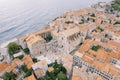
[
  {"left": 0, "top": 62, "right": 9, "bottom": 73},
  {"left": 23, "top": 74, "right": 36, "bottom": 80},
  {"left": 26, "top": 34, "right": 44, "bottom": 46},
  {"left": 23, "top": 55, "right": 34, "bottom": 69}
]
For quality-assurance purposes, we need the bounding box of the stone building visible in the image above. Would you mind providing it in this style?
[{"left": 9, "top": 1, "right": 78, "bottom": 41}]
[
  {"left": 32, "top": 60, "right": 48, "bottom": 79},
  {"left": 18, "top": 28, "right": 54, "bottom": 58},
  {"left": 25, "top": 35, "right": 46, "bottom": 58},
  {"left": 56, "top": 26, "right": 83, "bottom": 53}
]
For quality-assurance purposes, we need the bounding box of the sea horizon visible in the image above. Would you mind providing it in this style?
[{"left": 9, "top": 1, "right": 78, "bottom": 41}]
[{"left": 0, "top": 0, "right": 111, "bottom": 45}]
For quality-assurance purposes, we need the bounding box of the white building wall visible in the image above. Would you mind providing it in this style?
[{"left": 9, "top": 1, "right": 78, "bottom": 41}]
[{"left": 112, "top": 35, "right": 120, "bottom": 43}]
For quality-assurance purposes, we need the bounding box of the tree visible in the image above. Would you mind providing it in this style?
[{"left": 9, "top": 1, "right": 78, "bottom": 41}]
[
  {"left": 44, "top": 34, "right": 53, "bottom": 42},
  {"left": 21, "top": 65, "right": 33, "bottom": 78},
  {"left": 90, "top": 13, "right": 95, "bottom": 17},
  {"left": 16, "top": 55, "right": 24, "bottom": 59},
  {"left": 48, "top": 62, "right": 55, "bottom": 67},
  {"left": 53, "top": 61, "right": 61, "bottom": 69},
  {"left": 105, "top": 34, "right": 108, "bottom": 38},
  {"left": 91, "top": 45, "right": 100, "bottom": 51},
  {"left": 54, "top": 67, "right": 61, "bottom": 75},
  {"left": 47, "top": 72, "right": 56, "bottom": 80},
  {"left": 7, "top": 42, "right": 20, "bottom": 55},
  {"left": 61, "top": 66, "right": 67, "bottom": 74},
  {"left": 21, "top": 65, "right": 28, "bottom": 72},
  {"left": 57, "top": 72, "right": 67, "bottom": 80},
  {"left": 32, "top": 58, "right": 38, "bottom": 63},
  {"left": 39, "top": 61, "right": 68, "bottom": 80},
  {"left": 4, "top": 72, "right": 16, "bottom": 80},
  {"left": 24, "top": 68, "right": 33, "bottom": 78},
  {"left": 65, "top": 21, "right": 73, "bottom": 24},
  {"left": 38, "top": 78, "right": 46, "bottom": 80},
  {"left": 23, "top": 48, "right": 30, "bottom": 54},
  {"left": 97, "top": 27, "right": 104, "bottom": 32},
  {"left": 111, "top": 0, "right": 120, "bottom": 11},
  {"left": 79, "top": 19, "right": 84, "bottom": 24}
]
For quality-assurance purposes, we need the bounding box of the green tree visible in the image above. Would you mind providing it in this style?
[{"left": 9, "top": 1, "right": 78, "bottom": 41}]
[
  {"left": 105, "top": 34, "right": 108, "bottom": 38},
  {"left": 38, "top": 78, "right": 46, "bottom": 80},
  {"left": 7, "top": 42, "right": 20, "bottom": 55},
  {"left": 44, "top": 34, "right": 53, "bottom": 42},
  {"left": 48, "top": 62, "right": 55, "bottom": 67},
  {"left": 48, "top": 72, "right": 56, "bottom": 80},
  {"left": 4, "top": 72, "right": 16, "bottom": 80},
  {"left": 24, "top": 68, "right": 33, "bottom": 78},
  {"left": 57, "top": 72, "right": 67, "bottom": 80},
  {"left": 23, "top": 48, "right": 30, "bottom": 54},
  {"left": 79, "top": 19, "right": 84, "bottom": 24},
  {"left": 61, "top": 66, "right": 67, "bottom": 74},
  {"left": 32, "top": 58, "right": 38, "bottom": 63},
  {"left": 21, "top": 65, "right": 28, "bottom": 72},
  {"left": 91, "top": 45, "right": 100, "bottom": 51},
  {"left": 39, "top": 61, "right": 68, "bottom": 80},
  {"left": 54, "top": 67, "right": 61, "bottom": 75},
  {"left": 90, "top": 13, "right": 95, "bottom": 17},
  {"left": 111, "top": 0, "right": 120, "bottom": 11},
  {"left": 65, "top": 21, "right": 73, "bottom": 24},
  {"left": 16, "top": 55, "right": 24, "bottom": 59},
  {"left": 97, "top": 27, "right": 104, "bottom": 32}
]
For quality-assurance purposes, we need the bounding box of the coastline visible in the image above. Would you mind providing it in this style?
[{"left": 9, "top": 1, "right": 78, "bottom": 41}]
[
  {"left": 0, "top": 0, "right": 111, "bottom": 45},
  {"left": 0, "top": 0, "right": 120, "bottom": 80},
  {"left": 0, "top": 38, "right": 18, "bottom": 48},
  {"left": 0, "top": 9, "right": 73, "bottom": 47}
]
